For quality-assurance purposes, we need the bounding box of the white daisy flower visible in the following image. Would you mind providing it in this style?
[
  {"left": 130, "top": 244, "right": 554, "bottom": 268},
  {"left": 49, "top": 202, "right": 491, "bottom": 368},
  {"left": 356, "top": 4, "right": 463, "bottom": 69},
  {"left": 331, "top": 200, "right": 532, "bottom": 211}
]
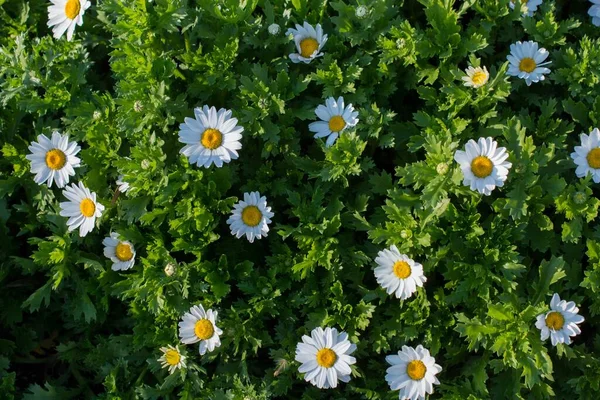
[
  {"left": 116, "top": 175, "right": 130, "bottom": 193},
  {"left": 308, "top": 97, "right": 359, "bottom": 147},
  {"left": 268, "top": 23, "right": 280, "bottom": 35},
  {"left": 102, "top": 232, "right": 136, "bottom": 271},
  {"left": 374, "top": 245, "right": 426, "bottom": 300},
  {"left": 295, "top": 327, "right": 357, "bottom": 389},
  {"left": 178, "top": 304, "right": 223, "bottom": 355},
  {"left": 590, "top": 0, "right": 600, "bottom": 26},
  {"left": 226, "top": 191, "right": 274, "bottom": 243},
  {"left": 385, "top": 345, "right": 442, "bottom": 400},
  {"left": 506, "top": 40, "right": 551, "bottom": 86},
  {"left": 509, "top": 0, "right": 543, "bottom": 16},
  {"left": 454, "top": 137, "right": 512, "bottom": 196},
  {"left": 47, "top": 0, "right": 91, "bottom": 41},
  {"left": 535, "top": 293, "right": 584, "bottom": 346},
  {"left": 158, "top": 345, "right": 186, "bottom": 374},
  {"left": 26, "top": 131, "right": 81, "bottom": 189},
  {"left": 461, "top": 66, "right": 489, "bottom": 88},
  {"left": 286, "top": 21, "right": 328, "bottom": 64},
  {"left": 355, "top": 6, "right": 369, "bottom": 18},
  {"left": 571, "top": 127, "right": 600, "bottom": 183},
  {"left": 178, "top": 106, "right": 243, "bottom": 168},
  {"left": 59, "top": 182, "right": 104, "bottom": 237}
]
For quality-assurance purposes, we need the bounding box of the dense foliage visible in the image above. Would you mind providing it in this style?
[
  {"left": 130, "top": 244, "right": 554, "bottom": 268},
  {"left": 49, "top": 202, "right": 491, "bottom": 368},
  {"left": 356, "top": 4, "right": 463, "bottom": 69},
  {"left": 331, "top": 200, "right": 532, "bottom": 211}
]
[{"left": 2, "top": 0, "right": 600, "bottom": 398}]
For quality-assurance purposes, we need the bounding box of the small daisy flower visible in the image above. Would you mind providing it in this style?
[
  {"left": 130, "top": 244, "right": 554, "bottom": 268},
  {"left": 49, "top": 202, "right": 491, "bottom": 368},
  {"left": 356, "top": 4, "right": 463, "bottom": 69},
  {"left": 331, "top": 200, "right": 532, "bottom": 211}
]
[
  {"left": 26, "top": 131, "right": 81, "bottom": 189},
  {"left": 509, "top": 0, "right": 543, "bottom": 16},
  {"left": 308, "top": 97, "right": 359, "bottom": 147},
  {"left": 461, "top": 66, "right": 489, "bottom": 88},
  {"left": 286, "top": 21, "right": 328, "bottom": 64},
  {"left": 178, "top": 304, "right": 223, "bottom": 355},
  {"left": 506, "top": 41, "right": 551, "bottom": 86},
  {"left": 226, "top": 191, "right": 274, "bottom": 243},
  {"left": 454, "top": 137, "right": 512, "bottom": 196},
  {"left": 590, "top": 0, "right": 600, "bottom": 26},
  {"left": 59, "top": 182, "right": 104, "bottom": 237},
  {"left": 47, "top": 0, "right": 91, "bottom": 41},
  {"left": 571, "top": 128, "right": 600, "bottom": 183},
  {"left": 102, "top": 232, "right": 136, "bottom": 271},
  {"left": 535, "top": 293, "right": 584, "bottom": 346},
  {"left": 179, "top": 106, "right": 243, "bottom": 168},
  {"left": 355, "top": 5, "right": 369, "bottom": 18},
  {"left": 385, "top": 345, "right": 442, "bottom": 400},
  {"left": 116, "top": 175, "right": 130, "bottom": 193},
  {"left": 268, "top": 23, "right": 280, "bottom": 35},
  {"left": 158, "top": 345, "right": 186, "bottom": 374},
  {"left": 374, "top": 245, "right": 426, "bottom": 300},
  {"left": 295, "top": 327, "right": 357, "bottom": 389}
]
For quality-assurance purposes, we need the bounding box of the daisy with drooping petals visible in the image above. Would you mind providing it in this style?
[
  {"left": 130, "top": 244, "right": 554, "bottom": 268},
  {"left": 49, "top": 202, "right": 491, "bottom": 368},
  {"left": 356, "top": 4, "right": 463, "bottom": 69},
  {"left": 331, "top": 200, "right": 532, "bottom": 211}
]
[
  {"left": 308, "top": 97, "right": 359, "bottom": 147},
  {"left": 590, "top": 0, "right": 600, "bottom": 26},
  {"left": 116, "top": 175, "right": 130, "bottom": 193},
  {"left": 47, "top": 0, "right": 91, "bottom": 41},
  {"left": 535, "top": 293, "right": 584, "bottom": 346},
  {"left": 286, "top": 21, "right": 328, "bottom": 64},
  {"left": 59, "top": 182, "right": 104, "bottom": 237},
  {"left": 507, "top": 41, "right": 551, "bottom": 86},
  {"left": 158, "top": 345, "right": 186, "bottom": 374},
  {"left": 226, "top": 191, "right": 274, "bottom": 243},
  {"left": 571, "top": 128, "right": 600, "bottom": 183},
  {"left": 178, "top": 106, "right": 244, "bottom": 168},
  {"left": 461, "top": 66, "right": 489, "bottom": 88},
  {"left": 454, "top": 137, "right": 512, "bottom": 196},
  {"left": 374, "top": 245, "right": 426, "bottom": 300},
  {"left": 385, "top": 345, "right": 442, "bottom": 400},
  {"left": 178, "top": 304, "right": 222, "bottom": 355},
  {"left": 509, "top": 0, "right": 543, "bottom": 16},
  {"left": 26, "top": 131, "right": 81, "bottom": 189},
  {"left": 295, "top": 327, "right": 357, "bottom": 389},
  {"left": 102, "top": 232, "right": 136, "bottom": 271}
]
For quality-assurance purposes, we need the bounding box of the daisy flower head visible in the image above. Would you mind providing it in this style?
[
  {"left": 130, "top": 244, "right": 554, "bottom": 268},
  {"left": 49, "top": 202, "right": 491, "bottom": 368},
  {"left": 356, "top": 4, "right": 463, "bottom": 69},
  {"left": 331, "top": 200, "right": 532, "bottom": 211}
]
[
  {"left": 158, "top": 345, "right": 186, "bottom": 374},
  {"left": 286, "top": 21, "right": 328, "bottom": 64},
  {"left": 59, "top": 182, "right": 104, "bottom": 237},
  {"left": 454, "top": 137, "right": 512, "bottom": 196},
  {"left": 178, "top": 304, "right": 223, "bottom": 355},
  {"left": 509, "top": 0, "right": 543, "bottom": 16},
  {"left": 571, "top": 128, "right": 600, "bottom": 183},
  {"left": 308, "top": 97, "right": 359, "bottom": 147},
  {"left": 116, "top": 175, "right": 130, "bottom": 193},
  {"left": 295, "top": 327, "right": 357, "bottom": 389},
  {"left": 47, "top": 0, "right": 91, "bottom": 41},
  {"left": 462, "top": 66, "right": 489, "bottom": 88},
  {"left": 374, "top": 245, "right": 426, "bottom": 300},
  {"left": 26, "top": 131, "right": 81, "bottom": 189},
  {"left": 102, "top": 232, "right": 136, "bottom": 271},
  {"left": 226, "top": 191, "right": 274, "bottom": 243},
  {"left": 178, "top": 105, "right": 243, "bottom": 168},
  {"left": 507, "top": 40, "right": 551, "bottom": 86},
  {"left": 385, "top": 345, "right": 442, "bottom": 400},
  {"left": 590, "top": 0, "right": 600, "bottom": 26},
  {"left": 535, "top": 293, "right": 584, "bottom": 346}
]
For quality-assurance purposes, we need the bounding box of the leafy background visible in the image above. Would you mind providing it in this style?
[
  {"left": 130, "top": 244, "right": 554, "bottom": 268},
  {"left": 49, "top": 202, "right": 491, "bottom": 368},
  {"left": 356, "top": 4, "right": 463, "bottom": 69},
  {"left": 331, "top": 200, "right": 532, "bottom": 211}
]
[{"left": 1, "top": 0, "right": 600, "bottom": 398}]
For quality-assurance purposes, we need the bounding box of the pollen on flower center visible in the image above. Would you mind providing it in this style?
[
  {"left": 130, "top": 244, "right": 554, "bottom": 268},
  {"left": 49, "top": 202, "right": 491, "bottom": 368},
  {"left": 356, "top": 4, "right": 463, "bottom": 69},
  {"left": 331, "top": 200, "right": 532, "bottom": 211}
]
[
  {"left": 470, "top": 156, "right": 493, "bottom": 178},
  {"left": 165, "top": 349, "right": 181, "bottom": 366},
  {"left": 300, "top": 38, "right": 319, "bottom": 58},
  {"left": 45, "top": 149, "right": 67, "bottom": 170},
  {"left": 393, "top": 261, "right": 411, "bottom": 279},
  {"left": 328, "top": 116, "right": 346, "bottom": 132},
  {"left": 472, "top": 71, "right": 487, "bottom": 86},
  {"left": 201, "top": 128, "right": 223, "bottom": 150},
  {"left": 316, "top": 348, "right": 337, "bottom": 368},
  {"left": 519, "top": 57, "right": 536, "bottom": 73},
  {"left": 115, "top": 242, "right": 133, "bottom": 261},
  {"left": 65, "top": 0, "right": 81, "bottom": 19},
  {"left": 587, "top": 148, "right": 600, "bottom": 169},
  {"left": 80, "top": 198, "right": 96, "bottom": 217},
  {"left": 194, "top": 319, "right": 214, "bottom": 340},
  {"left": 406, "top": 360, "right": 427, "bottom": 380},
  {"left": 545, "top": 311, "right": 565, "bottom": 330},
  {"left": 241, "top": 205, "right": 262, "bottom": 227}
]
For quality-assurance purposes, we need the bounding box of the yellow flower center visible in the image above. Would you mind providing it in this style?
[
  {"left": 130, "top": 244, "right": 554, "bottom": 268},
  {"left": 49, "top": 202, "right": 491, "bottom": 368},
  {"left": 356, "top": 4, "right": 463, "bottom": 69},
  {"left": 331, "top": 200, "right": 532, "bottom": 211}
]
[
  {"left": 79, "top": 198, "right": 96, "bottom": 217},
  {"left": 65, "top": 0, "right": 81, "bottom": 19},
  {"left": 316, "top": 348, "right": 337, "bottom": 368},
  {"left": 164, "top": 349, "right": 181, "bottom": 366},
  {"left": 587, "top": 148, "right": 600, "bottom": 169},
  {"left": 472, "top": 71, "right": 488, "bottom": 86},
  {"left": 393, "top": 261, "right": 411, "bottom": 279},
  {"left": 241, "top": 205, "right": 262, "bottom": 227},
  {"left": 470, "top": 156, "right": 493, "bottom": 178},
  {"left": 406, "top": 360, "right": 427, "bottom": 380},
  {"left": 45, "top": 149, "right": 67, "bottom": 170},
  {"left": 115, "top": 242, "right": 133, "bottom": 261},
  {"left": 519, "top": 57, "right": 536, "bottom": 73},
  {"left": 194, "top": 319, "right": 214, "bottom": 340},
  {"left": 299, "top": 38, "right": 319, "bottom": 58},
  {"left": 201, "top": 128, "right": 223, "bottom": 150},
  {"left": 545, "top": 311, "right": 565, "bottom": 330},
  {"left": 328, "top": 116, "right": 346, "bottom": 132}
]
